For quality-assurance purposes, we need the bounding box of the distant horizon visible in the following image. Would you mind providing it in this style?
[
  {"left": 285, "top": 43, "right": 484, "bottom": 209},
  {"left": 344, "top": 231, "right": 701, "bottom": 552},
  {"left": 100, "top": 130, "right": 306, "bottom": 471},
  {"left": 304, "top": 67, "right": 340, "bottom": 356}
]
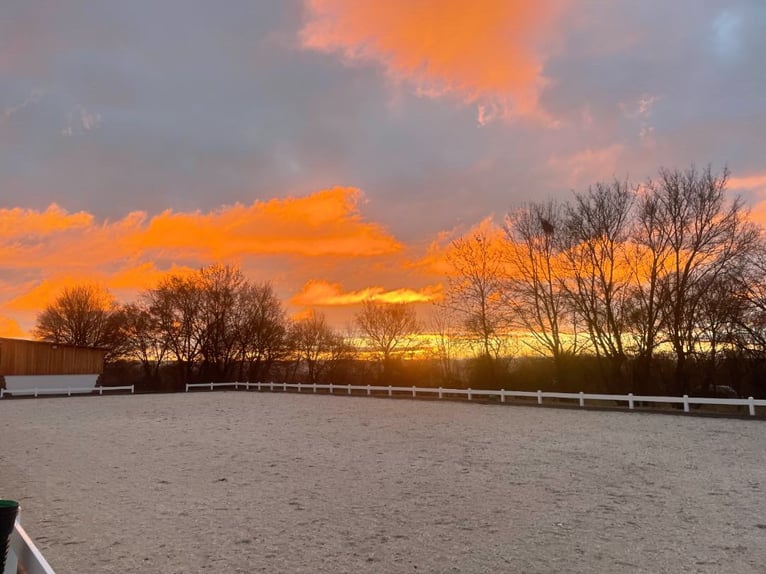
[{"left": 2, "top": 1, "right": 765, "bottom": 337}]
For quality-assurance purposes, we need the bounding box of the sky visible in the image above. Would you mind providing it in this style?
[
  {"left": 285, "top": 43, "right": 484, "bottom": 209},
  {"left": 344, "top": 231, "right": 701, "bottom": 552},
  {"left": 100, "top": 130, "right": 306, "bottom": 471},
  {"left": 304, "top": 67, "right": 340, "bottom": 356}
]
[{"left": 1, "top": 0, "right": 766, "bottom": 336}]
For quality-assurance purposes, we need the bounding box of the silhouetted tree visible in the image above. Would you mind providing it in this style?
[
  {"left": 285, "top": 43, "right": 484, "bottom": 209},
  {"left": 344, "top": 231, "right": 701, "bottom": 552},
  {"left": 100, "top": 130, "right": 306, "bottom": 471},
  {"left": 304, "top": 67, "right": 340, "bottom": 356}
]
[
  {"left": 695, "top": 272, "right": 746, "bottom": 393},
  {"left": 34, "top": 284, "right": 125, "bottom": 360},
  {"left": 647, "top": 165, "right": 758, "bottom": 393},
  {"left": 562, "top": 180, "right": 635, "bottom": 390},
  {"left": 291, "top": 310, "right": 349, "bottom": 383},
  {"left": 198, "top": 264, "right": 246, "bottom": 381},
  {"left": 355, "top": 300, "right": 419, "bottom": 383},
  {"left": 505, "top": 202, "right": 582, "bottom": 387},
  {"left": 445, "top": 230, "right": 508, "bottom": 367},
  {"left": 625, "top": 185, "right": 673, "bottom": 393},
  {"left": 236, "top": 281, "right": 290, "bottom": 382},
  {"left": 119, "top": 302, "right": 168, "bottom": 383},
  {"left": 428, "top": 305, "right": 463, "bottom": 386},
  {"left": 147, "top": 272, "right": 206, "bottom": 384},
  {"left": 734, "top": 241, "right": 766, "bottom": 355}
]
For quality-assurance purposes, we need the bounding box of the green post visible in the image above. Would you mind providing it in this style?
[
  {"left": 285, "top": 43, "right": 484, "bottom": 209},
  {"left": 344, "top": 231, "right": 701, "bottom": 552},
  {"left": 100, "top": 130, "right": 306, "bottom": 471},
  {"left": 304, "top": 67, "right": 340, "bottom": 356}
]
[{"left": 0, "top": 500, "right": 19, "bottom": 572}]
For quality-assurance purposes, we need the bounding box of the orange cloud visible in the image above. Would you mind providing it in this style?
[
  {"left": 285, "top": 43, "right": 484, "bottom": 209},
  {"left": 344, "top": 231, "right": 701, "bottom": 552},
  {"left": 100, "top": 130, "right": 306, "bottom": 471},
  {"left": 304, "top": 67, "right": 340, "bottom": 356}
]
[
  {"left": 730, "top": 172, "right": 766, "bottom": 226},
  {"left": 301, "top": 0, "right": 567, "bottom": 121},
  {"left": 0, "top": 204, "right": 92, "bottom": 238},
  {"left": 413, "top": 217, "right": 508, "bottom": 276},
  {"left": 5, "top": 279, "right": 76, "bottom": 313},
  {"left": 730, "top": 174, "right": 766, "bottom": 192},
  {"left": 107, "top": 263, "right": 197, "bottom": 291},
  {"left": 4, "top": 263, "right": 199, "bottom": 314},
  {"left": 546, "top": 144, "right": 624, "bottom": 187},
  {"left": 0, "top": 315, "right": 24, "bottom": 338},
  {"left": 0, "top": 188, "right": 400, "bottom": 270},
  {"left": 133, "top": 188, "right": 401, "bottom": 258},
  {"left": 0, "top": 188, "right": 408, "bottom": 332},
  {"left": 292, "top": 280, "right": 442, "bottom": 306}
]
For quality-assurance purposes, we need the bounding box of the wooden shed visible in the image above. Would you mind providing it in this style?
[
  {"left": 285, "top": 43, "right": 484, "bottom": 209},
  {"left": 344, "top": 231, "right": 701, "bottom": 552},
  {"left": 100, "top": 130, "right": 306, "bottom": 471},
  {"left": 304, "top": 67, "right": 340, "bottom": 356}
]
[{"left": 0, "top": 338, "right": 105, "bottom": 377}]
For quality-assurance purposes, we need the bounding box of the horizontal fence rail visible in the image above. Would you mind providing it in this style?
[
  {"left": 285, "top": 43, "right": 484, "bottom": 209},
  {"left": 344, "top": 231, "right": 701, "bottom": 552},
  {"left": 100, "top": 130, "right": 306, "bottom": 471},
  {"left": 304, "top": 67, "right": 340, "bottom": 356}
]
[
  {"left": 4, "top": 518, "right": 57, "bottom": 574},
  {"left": 0, "top": 385, "right": 134, "bottom": 399},
  {"left": 185, "top": 382, "right": 765, "bottom": 416}
]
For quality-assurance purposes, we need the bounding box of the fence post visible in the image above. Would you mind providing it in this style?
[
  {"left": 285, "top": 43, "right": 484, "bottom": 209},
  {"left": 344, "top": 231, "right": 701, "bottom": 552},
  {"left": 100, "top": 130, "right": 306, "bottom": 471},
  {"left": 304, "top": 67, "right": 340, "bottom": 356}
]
[
  {"left": 683, "top": 395, "right": 689, "bottom": 413},
  {"left": 35, "top": 388, "right": 38, "bottom": 398},
  {"left": 438, "top": 387, "right": 443, "bottom": 399},
  {"left": 500, "top": 389, "right": 505, "bottom": 403},
  {"left": 131, "top": 385, "right": 135, "bottom": 394},
  {"left": 388, "top": 385, "right": 392, "bottom": 397},
  {"left": 537, "top": 390, "right": 542, "bottom": 405},
  {"left": 298, "top": 382, "right": 302, "bottom": 393},
  {"left": 329, "top": 383, "right": 334, "bottom": 394},
  {"left": 99, "top": 386, "right": 103, "bottom": 395},
  {"left": 367, "top": 384, "right": 371, "bottom": 396},
  {"left": 347, "top": 384, "right": 351, "bottom": 395},
  {"left": 748, "top": 396, "right": 756, "bottom": 417},
  {"left": 579, "top": 391, "right": 584, "bottom": 408},
  {"left": 0, "top": 388, "right": 4, "bottom": 398},
  {"left": 68, "top": 387, "right": 72, "bottom": 397},
  {"left": 245, "top": 382, "right": 250, "bottom": 391},
  {"left": 210, "top": 382, "right": 214, "bottom": 391},
  {"left": 185, "top": 384, "right": 189, "bottom": 392},
  {"left": 412, "top": 386, "right": 416, "bottom": 398},
  {"left": 313, "top": 382, "right": 317, "bottom": 394},
  {"left": 467, "top": 388, "right": 472, "bottom": 401},
  {"left": 270, "top": 382, "right": 274, "bottom": 392},
  {"left": 628, "top": 393, "right": 634, "bottom": 410},
  {"left": 257, "top": 381, "right": 262, "bottom": 391}
]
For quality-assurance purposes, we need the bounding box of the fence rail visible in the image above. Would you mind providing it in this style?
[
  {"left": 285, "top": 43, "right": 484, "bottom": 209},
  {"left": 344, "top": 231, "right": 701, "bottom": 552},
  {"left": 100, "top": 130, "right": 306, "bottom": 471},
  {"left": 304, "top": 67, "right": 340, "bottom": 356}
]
[
  {"left": 185, "top": 382, "right": 765, "bottom": 416},
  {"left": 0, "top": 385, "right": 134, "bottom": 399},
  {"left": 3, "top": 517, "right": 57, "bottom": 574}
]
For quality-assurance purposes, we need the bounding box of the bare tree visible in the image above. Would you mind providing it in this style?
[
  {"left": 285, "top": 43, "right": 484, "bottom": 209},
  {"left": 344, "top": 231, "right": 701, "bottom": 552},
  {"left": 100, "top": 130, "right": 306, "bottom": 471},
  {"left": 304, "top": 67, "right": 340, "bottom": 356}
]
[
  {"left": 505, "top": 201, "right": 581, "bottom": 386},
  {"left": 428, "top": 304, "right": 464, "bottom": 386},
  {"left": 733, "top": 240, "right": 766, "bottom": 356},
  {"left": 355, "top": 300, "right": 418, "bottom": 383},
  {"left": 292, "top": 310, "right": 348, "bottom": 383},
  {"left": 147, "top": 272, "right": 207, "bottom": 384},
  {"left": 34, "top": 284, "right": 125, "bottom": 360},
  {"left": 198, "top": 264, "right": 246, "bottom": 381},
  {"left": 119, "top": 302, "right": 168, "bottom": 382},
  {"left": 236, "top": 281, "right": 290, "bottom": 382},
  {"left": 140, "top": 265, "right": 290, "bottom": 385},
  {"left": 646, "top": 165, "right": 758, "bottom": 393},
  {"left": 625, "top": 186, "right": 673, "bottom": 393},
  {"left": 695, "top": 272, "right": 746, "bottom": 393},
  {"left": 445, "top": 230, "right": 508, "bottom": 361},
  {"left": 561, "top": 180, "right": 635, "bottom": 389}
]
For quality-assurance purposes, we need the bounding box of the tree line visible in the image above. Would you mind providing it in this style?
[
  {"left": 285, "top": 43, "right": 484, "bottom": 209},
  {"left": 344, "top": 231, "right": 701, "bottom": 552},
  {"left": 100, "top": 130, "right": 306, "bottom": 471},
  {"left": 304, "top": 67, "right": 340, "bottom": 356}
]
[
  {"left": 447, "top": 164, "right": 766, "bottom": 396},
  {"left": 30, "top": 164, "right": 766, "bottom": 398},
  {"left": 33, "top": 267, "right": 420, "bottom": 391}
]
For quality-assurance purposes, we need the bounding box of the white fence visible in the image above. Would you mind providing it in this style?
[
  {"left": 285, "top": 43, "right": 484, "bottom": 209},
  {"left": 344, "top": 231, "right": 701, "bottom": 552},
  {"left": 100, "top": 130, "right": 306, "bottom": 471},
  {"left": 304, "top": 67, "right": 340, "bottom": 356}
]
[
  {"left": 0, "top": 385, "right": 134, "bottom": 399},
  {"left": 185, "top": 381, "right": 766, "bottom": 416},
  {"left": 3, "top": 516, "right": 57, "bottom": 574}
]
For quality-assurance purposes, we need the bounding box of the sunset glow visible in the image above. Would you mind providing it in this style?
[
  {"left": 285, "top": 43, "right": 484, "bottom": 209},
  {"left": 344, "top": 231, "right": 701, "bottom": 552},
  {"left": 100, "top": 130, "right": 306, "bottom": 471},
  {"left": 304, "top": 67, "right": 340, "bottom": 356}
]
[
  {"left": 0, "top": 189, "right": 414, "bottom": 334},
  {"left": 1, "top": 1, "right": 765, "bottom": 340},
  {"left": 301, "top": 0, "right": 567, "bottom": 121}
]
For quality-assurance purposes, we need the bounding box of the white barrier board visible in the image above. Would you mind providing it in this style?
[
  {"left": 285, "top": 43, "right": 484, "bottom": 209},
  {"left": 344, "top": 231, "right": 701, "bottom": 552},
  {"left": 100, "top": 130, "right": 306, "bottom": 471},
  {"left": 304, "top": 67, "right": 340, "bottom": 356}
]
[{"left": 4, "top": 374, "right": 99, "bottom": 393}]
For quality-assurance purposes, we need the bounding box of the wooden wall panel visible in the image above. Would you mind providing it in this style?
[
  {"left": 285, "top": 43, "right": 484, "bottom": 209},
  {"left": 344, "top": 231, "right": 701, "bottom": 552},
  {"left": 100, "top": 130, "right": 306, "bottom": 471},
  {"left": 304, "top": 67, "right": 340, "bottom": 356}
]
[{"left": 0, "top": 338, "right": 105, "bottom": 376}]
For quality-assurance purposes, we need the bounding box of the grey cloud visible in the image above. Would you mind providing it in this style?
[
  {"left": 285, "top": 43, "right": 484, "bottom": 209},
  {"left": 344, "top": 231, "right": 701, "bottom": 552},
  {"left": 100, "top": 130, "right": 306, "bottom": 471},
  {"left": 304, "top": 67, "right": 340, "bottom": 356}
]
[{"left": 1, "top": 0, "right": 765, "bottom": 241}]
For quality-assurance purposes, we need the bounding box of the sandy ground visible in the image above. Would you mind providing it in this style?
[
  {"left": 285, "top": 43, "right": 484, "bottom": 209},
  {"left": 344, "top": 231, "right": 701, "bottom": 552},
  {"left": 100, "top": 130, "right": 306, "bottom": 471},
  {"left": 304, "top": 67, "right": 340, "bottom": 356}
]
[{"left": 1, "top": 392, "right": 765, "bottom": 574}]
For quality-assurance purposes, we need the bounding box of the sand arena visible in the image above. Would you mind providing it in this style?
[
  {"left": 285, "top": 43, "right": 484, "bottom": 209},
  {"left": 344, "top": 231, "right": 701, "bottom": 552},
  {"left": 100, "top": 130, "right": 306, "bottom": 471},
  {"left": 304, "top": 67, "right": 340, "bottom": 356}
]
[{"left": 1, "top": 392, "right": 765, "bottom": 573}]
